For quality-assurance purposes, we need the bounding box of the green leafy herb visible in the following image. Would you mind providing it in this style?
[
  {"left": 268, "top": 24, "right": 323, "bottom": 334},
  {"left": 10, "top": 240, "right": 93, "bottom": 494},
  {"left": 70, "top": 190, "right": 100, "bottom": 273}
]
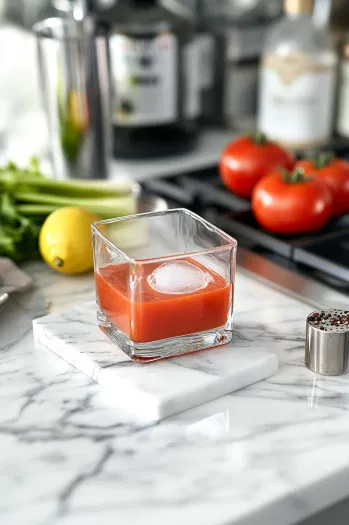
[
  {"left": 0, "top": 193, "right": 41, "bottom": 262},
  {"left": 0, "top": 157, "right": 136, "bottom": 262}
]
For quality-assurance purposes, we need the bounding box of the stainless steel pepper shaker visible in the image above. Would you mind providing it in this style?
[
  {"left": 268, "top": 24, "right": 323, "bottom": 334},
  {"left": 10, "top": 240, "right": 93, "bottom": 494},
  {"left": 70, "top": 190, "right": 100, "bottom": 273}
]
[{"left": 305, "top": 309, "right": 349, "bottom": 376}]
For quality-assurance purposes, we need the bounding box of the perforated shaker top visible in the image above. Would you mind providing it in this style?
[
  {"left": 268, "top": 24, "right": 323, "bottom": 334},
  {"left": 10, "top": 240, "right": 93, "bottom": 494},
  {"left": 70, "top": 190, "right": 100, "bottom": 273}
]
[{"left": 307, "top": 309, "right": 349, "bottom": 333}]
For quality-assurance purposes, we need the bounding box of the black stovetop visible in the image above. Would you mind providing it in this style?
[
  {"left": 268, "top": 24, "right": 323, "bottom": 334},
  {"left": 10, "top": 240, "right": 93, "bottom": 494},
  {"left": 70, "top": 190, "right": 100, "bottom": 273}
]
[{"left": 141, "top": 167, "right": 349, "bottom": 296}]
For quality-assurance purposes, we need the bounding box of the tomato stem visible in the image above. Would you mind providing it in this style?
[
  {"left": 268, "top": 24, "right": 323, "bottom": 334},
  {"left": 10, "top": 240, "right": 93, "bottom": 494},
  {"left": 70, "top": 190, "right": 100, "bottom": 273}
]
[
  {"left": 282, "top": 167, "right": 312, "bottom": 184},
  {"left": 312, "top": 151, "right": 335, "bottom": 169},
  {"left": 250, "top": 132, "right": 268, "bottom": 146}
]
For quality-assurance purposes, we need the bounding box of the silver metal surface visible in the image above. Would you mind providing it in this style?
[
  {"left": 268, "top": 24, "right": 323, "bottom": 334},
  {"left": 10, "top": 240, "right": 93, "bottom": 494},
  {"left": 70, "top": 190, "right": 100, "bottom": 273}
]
[
  {"left": 305, "top": 310, "right": 349, "bottom": 376},
  {"left": 53, "top": 0, "right": 89, "bottom": 20},
  {"left": 236, "top": 247, "right": 349, "bottom": 310},
  {"left": 34, "top": 17, "right": 111, "bottom": 180}
]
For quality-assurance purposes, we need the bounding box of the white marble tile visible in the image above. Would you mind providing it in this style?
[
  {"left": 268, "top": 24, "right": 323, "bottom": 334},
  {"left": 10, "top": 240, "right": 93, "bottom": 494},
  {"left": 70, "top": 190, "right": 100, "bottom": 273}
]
[{"left": 33, "top": 302, "right": 278, "bottom": 421}]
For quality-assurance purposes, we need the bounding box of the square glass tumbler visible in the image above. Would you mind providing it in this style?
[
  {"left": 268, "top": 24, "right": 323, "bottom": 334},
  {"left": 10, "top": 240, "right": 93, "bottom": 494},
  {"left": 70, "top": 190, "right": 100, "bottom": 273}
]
[{"left": 92, "top": 208, "right": 237, "bottom": 362}]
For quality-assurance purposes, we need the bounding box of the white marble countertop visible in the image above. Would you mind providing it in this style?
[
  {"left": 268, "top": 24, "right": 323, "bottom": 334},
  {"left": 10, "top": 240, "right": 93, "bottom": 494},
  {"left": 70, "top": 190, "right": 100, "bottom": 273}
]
[{"left": 2, "top": 261, "right": 349, "bottom": 525}]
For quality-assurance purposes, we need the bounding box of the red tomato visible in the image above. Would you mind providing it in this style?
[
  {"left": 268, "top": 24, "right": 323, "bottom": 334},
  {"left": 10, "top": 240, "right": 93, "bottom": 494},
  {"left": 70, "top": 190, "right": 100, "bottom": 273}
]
[
  {"left": 252, "top": 168, "right": 333, "bottom": 235},
  {"left": 219, "top": 133, "right": 294, "bottom": 199},
  {"left": 296, "top": 155, "right": 349, "bottom": 217}
]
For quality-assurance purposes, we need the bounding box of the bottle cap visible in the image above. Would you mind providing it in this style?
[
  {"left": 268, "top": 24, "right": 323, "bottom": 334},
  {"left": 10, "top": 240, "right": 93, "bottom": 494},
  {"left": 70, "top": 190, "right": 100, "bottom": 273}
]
[{"left": 284, "top": 0, "right": 313, "bottom": 15}]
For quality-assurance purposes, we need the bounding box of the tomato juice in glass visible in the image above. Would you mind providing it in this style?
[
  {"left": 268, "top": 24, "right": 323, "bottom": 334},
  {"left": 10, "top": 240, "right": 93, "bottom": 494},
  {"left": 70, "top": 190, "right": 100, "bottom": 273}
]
[{"left": 92, "top": 209, "right": 237, "bottom": 362}]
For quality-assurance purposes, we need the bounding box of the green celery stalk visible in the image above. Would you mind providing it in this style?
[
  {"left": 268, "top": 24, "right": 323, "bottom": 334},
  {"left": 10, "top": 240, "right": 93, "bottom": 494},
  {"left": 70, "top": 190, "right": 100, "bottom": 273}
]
[
  {"left": 15, "top": 192, "right": 136, "bottom": 219},
  {"left": 0, "top": 173, "right": 136, "bottom": 197},
  {"left": 15, "top": 204, "right": 61, "bottom": 215}
]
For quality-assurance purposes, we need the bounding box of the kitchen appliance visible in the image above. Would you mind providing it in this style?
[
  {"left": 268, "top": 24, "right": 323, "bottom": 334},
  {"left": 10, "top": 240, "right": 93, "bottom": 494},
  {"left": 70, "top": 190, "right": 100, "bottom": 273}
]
[
  {"left": 34, "top": 15, "right": 112, "bottom": 179},
  {"left": 97, "top": 0, "right": 201, "bottom": 159}
]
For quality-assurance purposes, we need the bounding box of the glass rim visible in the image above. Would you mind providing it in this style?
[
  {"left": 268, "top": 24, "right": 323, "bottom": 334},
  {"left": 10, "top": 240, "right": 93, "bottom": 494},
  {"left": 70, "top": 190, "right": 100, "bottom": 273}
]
[{"left": 91, "top": 208, "right": 238, "bottom": 264}]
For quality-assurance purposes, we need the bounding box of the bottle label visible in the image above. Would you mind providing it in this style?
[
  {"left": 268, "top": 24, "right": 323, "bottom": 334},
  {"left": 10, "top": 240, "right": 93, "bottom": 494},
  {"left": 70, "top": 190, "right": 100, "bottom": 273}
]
[
  {"left": 110, "top": 33, "right": 177, "bottom": 127},
  {"left": 258, "top": 52, "right": 336, "bottom": 147}
]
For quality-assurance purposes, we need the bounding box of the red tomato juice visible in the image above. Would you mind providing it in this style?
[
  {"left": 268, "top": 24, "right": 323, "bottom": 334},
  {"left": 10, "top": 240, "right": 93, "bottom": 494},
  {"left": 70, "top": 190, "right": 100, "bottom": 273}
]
[{"left": 95, "top": 258, "right": 232, "bottom": 343}]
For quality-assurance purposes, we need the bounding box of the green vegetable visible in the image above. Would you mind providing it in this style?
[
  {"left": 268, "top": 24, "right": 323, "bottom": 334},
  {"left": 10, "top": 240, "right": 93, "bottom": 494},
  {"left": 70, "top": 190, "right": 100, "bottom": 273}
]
[
  {"left": 0, "top": 157, "right": 136, "bottom": 262},
  {"left": 15, "top": 192, "right": 136, "bottom": 218},
  {"left": 0, "top": 193, "right": 41, "bottom": 262}
]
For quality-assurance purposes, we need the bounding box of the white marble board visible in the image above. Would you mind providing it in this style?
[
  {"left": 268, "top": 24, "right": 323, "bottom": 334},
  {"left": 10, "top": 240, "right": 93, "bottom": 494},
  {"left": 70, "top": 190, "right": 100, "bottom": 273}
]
[{"left": 33, "top": 302, "right": 278, "bottom": 421}]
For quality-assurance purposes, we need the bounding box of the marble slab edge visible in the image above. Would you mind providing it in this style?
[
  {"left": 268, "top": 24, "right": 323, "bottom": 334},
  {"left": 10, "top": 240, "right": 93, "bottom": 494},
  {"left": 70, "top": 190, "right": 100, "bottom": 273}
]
[{"left": 32, "top": 304, "right": 279, "bottom": 421}]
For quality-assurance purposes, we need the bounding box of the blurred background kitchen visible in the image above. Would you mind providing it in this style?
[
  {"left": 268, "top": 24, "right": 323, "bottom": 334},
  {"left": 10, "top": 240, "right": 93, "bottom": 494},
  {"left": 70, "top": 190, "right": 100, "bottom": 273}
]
[{"left": 2, "top": 0, "right": 349, "bottom": 181}]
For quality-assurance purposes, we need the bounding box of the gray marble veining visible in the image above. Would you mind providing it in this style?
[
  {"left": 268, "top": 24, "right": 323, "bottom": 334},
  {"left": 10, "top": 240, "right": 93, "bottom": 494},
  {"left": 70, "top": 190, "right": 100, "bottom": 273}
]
[
  {"left": 2, "top": 261, "right": 349, "bottom": 525},
  {"left": 33, "top": 302, "right": 278, "bottom": 421}
]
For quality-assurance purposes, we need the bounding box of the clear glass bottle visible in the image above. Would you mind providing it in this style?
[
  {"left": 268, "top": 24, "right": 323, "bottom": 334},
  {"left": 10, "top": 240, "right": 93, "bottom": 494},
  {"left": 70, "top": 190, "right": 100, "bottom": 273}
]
[{"left": 257, "top": 0, "right": 337, "bottom": 149}]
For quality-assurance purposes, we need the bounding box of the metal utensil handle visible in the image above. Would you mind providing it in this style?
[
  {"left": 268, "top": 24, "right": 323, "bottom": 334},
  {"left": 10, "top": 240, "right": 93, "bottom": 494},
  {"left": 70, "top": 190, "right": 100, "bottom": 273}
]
[{"left": 0, "top": 293, "right": 9, "bottom": 307}]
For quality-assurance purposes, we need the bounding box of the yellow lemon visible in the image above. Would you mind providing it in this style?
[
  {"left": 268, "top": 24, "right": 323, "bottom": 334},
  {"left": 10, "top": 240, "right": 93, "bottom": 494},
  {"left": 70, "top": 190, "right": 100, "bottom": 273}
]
[{"left": 39, "top": 207, "right": 100, "bottom": 275}]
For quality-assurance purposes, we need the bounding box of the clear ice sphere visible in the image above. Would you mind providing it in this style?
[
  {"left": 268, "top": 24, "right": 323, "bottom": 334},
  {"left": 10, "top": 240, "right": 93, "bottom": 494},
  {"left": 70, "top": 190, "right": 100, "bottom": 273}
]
[{"left": 147, "top": 260, "right": 212, "bottom": 295}]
